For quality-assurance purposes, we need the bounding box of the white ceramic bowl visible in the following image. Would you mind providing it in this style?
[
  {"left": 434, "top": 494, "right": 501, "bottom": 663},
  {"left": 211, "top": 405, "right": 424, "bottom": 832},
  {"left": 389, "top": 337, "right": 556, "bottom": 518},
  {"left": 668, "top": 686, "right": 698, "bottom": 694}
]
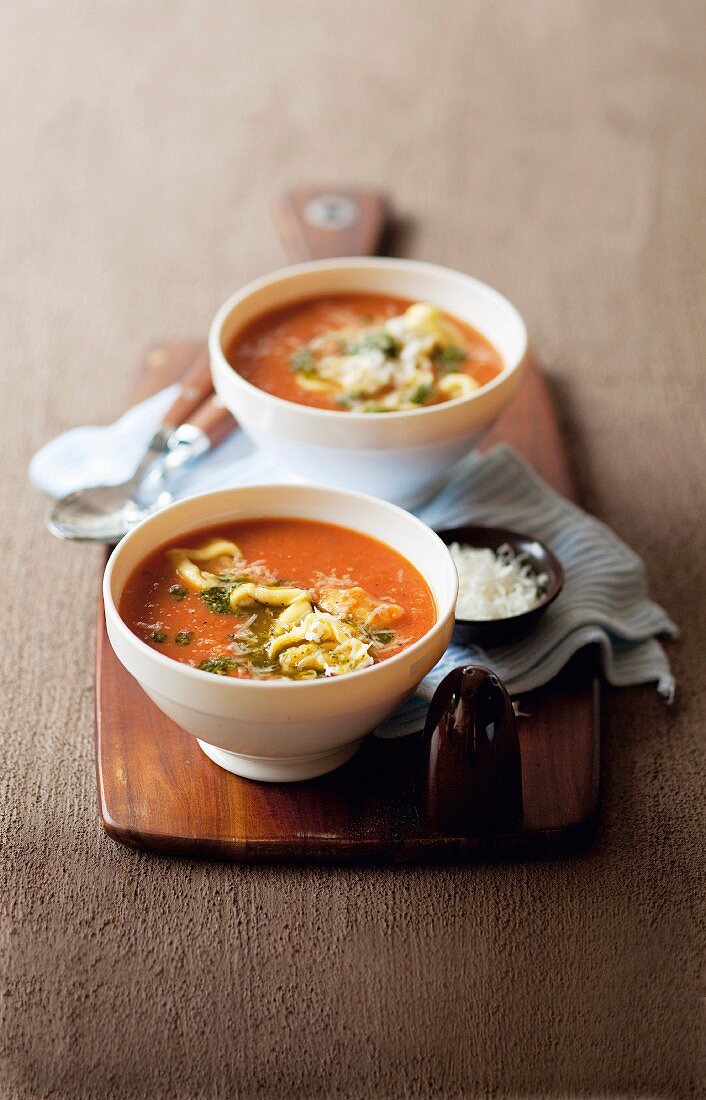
[
  {"left": 103, "top": 484, "right": 458, "bottom": 782},
  {"left": 209, "top": 258, "right": 527, "bottom": 508}
]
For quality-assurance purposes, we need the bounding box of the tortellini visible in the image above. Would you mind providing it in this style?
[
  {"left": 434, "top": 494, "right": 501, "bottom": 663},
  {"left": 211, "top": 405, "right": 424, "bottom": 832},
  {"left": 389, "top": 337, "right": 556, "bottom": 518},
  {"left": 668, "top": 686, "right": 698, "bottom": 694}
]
[
  {"left": 277, "top": 637, "right": 374, "bottom": 676},
  {"left": 318, "top": 586, "right": 404, "bottom": 629},
  {"left": 266, "top": 611, "right": 358, "bottom": 659},
  {"left": 437, "top": 373, "right": 480, "bottom": 400},
  {"left": 289, "top": 300, "right": 481, "bottom": 412},
  {"left": 167, "top": 539, "right": 242, "bottom": 591},
  {"left": 390, "top": 302, "right": 467, "bottom": 349},
  {"left": 166, "top": 543, "right": 396, "bottom": 678},
  {"left": 229, "top": 583, "right": 311, "bottom": 611}
]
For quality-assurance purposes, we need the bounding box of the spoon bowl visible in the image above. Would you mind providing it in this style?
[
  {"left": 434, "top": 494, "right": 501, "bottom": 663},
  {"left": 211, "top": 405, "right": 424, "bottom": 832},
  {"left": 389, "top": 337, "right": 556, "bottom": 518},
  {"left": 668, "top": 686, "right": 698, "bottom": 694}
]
[
  {"left": 44, "top": 357, "right": 235, "bottom": 544},
  {"left": 48, "top": 484, "right": 175, "bottom": 544}
]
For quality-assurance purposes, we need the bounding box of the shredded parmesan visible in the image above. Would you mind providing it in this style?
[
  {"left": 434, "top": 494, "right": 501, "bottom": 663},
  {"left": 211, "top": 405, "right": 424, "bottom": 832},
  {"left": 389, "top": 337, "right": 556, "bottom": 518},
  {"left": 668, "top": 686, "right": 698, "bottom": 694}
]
[
  {"left": 291, "top": 302, "right": 474, "bottom": 412},
  {"left": 450, "top": 542, "right": 548, "bottom": 621}
]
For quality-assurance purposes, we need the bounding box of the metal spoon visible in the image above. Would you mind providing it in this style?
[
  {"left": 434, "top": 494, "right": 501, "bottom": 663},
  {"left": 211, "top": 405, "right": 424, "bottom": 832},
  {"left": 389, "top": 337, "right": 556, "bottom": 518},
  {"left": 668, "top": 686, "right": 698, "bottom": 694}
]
[{"left": 47, "top": 356, "right": 236, "bottom": 544}]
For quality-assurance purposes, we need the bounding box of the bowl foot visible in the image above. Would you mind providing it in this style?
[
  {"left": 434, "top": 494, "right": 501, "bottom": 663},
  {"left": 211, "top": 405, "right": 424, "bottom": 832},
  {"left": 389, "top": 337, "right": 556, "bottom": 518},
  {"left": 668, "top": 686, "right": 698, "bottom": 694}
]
[{"left": 196, "top": 739, "right": 364, "bottom": 783}]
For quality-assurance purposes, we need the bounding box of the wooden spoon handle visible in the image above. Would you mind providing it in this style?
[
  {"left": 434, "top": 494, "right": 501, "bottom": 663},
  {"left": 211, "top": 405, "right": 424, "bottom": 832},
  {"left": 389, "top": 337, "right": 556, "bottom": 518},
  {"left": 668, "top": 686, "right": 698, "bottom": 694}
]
[
  {"left": 160, "top": 348, "right": 214, "bottom": 430},
  {"left": 185, "top": 394, "right": 237, "bottom": 449},
  {"left": 276, "top": 187, "right": 387, "bottom": 262}
]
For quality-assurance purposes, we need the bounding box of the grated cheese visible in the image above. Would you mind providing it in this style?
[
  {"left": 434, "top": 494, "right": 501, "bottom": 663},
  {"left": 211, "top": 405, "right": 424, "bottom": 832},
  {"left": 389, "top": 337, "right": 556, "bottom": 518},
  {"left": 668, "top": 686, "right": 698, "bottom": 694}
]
[
  {"left": 294, "top": 302, "right": 469, "bottom": 412},
  {"left": 450, "top": 542, "right": 548, "bottom": 621}
]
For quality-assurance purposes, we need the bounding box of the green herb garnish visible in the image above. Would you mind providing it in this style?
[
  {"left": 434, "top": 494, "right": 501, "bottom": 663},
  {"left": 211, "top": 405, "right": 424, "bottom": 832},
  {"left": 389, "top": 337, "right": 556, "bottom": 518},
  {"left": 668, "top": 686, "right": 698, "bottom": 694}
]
[
  {"left": 168, "top": 584, "right": 188, "bottom": 601},
  {"left": 336, "top": 395, "right": 353, "bottom": 409},
  {"left": 290, "top": 347, "right": 315, "bottom": 372},
  {"left": 371, "top": 629, "right": 394, "bottom": 647},
  {"left": 434, "top": 345, "right": 467, "bottom": 365},
  {"left": 199, "top": 587, "right": 234, "bottom": 615},
  {"left": 198, "top": 656, "right": 237, "bottom": 676},
  {"left": 150, "top": 630, "right": 167, "bottom": 644},
  {"left": 175, "top": 630, "right": 194, "bottom": 647},
  {"left": 409, "top": 382, "right": 435, "bottom": 405},
  {"left": 347, "top": 330, "right": 400, "bottom": 357}
]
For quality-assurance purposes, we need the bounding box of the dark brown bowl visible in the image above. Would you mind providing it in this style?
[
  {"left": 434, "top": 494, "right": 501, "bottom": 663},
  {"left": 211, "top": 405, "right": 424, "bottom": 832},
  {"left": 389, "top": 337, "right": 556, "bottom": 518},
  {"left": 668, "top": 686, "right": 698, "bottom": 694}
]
[{"left": 437, "top": 525, "right": 564, "bottom": 648}]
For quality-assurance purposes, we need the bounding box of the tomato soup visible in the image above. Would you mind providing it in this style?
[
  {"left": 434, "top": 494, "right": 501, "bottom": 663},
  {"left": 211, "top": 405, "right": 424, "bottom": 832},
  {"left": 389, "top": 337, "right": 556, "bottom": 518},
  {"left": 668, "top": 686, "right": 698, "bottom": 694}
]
[
  {"left": 119, "top": 518, "right": 436, "bottom": 680},
  {"left": 225, "top": 292, "right": 503, "bottom": 414}
]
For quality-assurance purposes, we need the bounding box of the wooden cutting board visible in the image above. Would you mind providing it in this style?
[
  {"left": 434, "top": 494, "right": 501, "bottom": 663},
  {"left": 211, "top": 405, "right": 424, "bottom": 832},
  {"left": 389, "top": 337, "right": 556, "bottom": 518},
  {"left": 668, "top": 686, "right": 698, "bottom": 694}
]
[{"left": 95, "top": 344, "right": 600, "bottom": 861}]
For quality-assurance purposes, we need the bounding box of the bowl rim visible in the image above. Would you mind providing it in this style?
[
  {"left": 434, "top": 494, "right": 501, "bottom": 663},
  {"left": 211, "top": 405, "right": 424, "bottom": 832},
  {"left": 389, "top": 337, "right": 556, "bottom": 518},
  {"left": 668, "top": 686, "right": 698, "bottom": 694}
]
[
  {"left": 437, "top": 523, "right": 564, "bottom": 627},
  {"left": 104, "top": 483, "right": 459, "bottom": 692},
  {"left": 208, "top": 256, "right": 528, "bottom": 424}
]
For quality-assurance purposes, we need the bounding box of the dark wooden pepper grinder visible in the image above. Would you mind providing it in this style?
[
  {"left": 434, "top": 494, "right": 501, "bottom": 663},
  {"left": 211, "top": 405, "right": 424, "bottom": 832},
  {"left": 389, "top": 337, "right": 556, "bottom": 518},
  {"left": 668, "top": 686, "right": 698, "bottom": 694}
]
[{"left": 418, "top": 665, "right": 523, "bottom": 836}]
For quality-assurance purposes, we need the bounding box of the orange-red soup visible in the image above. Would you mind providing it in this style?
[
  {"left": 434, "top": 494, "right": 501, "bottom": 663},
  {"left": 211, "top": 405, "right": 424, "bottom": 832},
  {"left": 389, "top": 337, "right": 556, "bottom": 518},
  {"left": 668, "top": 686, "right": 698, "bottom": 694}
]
[
  {"left": 225, "top": 292, "right": 503, "bottom": 413},
  {"left": 120, "top": 518, "right": 436, "bottom": 680}
]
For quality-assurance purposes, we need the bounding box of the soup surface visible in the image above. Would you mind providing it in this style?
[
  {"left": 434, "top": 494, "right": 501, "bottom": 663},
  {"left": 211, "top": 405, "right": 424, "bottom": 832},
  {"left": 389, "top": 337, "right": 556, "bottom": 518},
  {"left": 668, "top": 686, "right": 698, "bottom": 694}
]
[
  {"left": 120, "top": 518, "right": 436, "bottom": 680},
  {"left": 225, "top": 293, "right": 503, "bottom": 413}
]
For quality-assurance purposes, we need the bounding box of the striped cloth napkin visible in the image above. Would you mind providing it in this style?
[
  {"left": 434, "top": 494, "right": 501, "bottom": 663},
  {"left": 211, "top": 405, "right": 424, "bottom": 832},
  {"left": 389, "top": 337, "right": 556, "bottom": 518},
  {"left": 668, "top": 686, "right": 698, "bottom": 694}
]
[
  {"left": 379, "top": 444, "right": 677, "bottom": 737},
  {"left": 30, "top": 387, "right": 677, "bottom": 738}
]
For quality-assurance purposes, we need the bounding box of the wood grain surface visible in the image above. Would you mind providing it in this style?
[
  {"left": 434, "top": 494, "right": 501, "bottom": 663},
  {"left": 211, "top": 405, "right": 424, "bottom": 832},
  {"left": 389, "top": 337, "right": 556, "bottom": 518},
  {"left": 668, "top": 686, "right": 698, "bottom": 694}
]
[{"left": 96, "top": 347, "right": 600, "bottom": 860}]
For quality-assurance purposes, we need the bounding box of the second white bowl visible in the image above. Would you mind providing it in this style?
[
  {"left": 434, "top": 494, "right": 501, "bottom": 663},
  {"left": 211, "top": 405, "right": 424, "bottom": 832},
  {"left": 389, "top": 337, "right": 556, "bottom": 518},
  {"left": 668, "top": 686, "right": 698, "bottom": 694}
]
[
  {"left": 103, "top": 484, "right": 458, "bottom": 782},
  {"left": 209, "top": 258, "right": 527, "bottom": 508}
]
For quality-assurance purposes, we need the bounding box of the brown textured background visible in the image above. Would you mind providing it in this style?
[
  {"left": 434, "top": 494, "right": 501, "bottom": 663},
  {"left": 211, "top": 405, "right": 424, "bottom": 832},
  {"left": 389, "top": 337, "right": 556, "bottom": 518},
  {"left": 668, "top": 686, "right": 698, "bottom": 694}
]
[{"left": 1, "top": 2, "right": 704, "bottom": 1097}]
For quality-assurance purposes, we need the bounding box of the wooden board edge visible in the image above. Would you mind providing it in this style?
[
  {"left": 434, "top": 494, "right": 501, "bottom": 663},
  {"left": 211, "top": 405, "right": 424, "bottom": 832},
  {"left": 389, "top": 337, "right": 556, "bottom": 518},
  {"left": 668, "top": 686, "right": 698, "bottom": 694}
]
[
  {"left": 94, "top": 344, "right": 602, "bottom": 863},
  {"left": 96, "top": 819, "right": 601, "bottom": 864}
]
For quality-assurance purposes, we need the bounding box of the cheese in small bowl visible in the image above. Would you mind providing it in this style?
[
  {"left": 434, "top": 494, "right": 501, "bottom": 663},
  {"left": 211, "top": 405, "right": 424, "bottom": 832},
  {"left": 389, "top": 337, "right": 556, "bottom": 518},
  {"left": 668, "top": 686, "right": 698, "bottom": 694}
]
[
  {"left": 450, "top": 542, "right": 548, "bottom": 621},
  {"left": 438, "top": 525, "right": 564, "bottom": 648}
]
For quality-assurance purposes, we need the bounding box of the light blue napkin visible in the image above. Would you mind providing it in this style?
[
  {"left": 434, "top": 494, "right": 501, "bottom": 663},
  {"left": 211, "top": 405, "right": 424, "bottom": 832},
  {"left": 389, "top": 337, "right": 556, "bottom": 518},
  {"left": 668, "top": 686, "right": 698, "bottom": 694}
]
[
  {"left": 379, "top": 444, "right": 677, "bottom": 736},
  {"left": 29, "top": 385, "right": 292, "bottom": 498},
  {"left": 30, "top": 388, "right": 677, "bottom": 736}
]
